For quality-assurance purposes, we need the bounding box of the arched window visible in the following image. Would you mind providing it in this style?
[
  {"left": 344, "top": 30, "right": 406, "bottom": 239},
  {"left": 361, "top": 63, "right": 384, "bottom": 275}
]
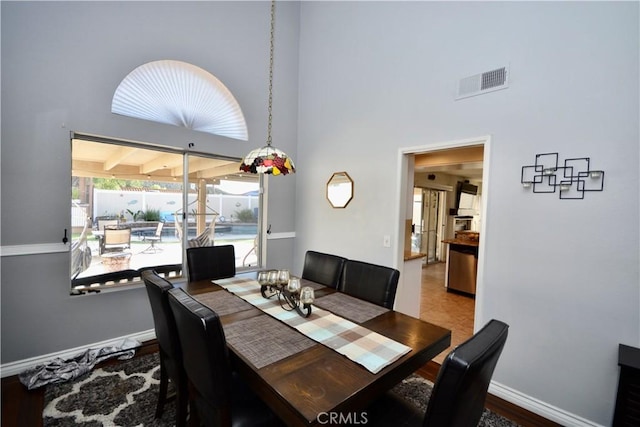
[{"left": 112, "top": 60, "right": 248, "bottom": 140}]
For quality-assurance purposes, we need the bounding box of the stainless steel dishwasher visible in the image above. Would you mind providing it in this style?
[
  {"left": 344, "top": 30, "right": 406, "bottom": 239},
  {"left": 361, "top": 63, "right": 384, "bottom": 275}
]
[{"left": 447, "top": 244, "right": 477, "bottom": 295}]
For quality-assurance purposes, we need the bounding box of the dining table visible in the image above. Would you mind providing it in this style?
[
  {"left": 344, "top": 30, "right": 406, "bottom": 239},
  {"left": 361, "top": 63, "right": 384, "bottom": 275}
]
[{"left": 180, "top": 272, "right": 451, "bottom": 427}]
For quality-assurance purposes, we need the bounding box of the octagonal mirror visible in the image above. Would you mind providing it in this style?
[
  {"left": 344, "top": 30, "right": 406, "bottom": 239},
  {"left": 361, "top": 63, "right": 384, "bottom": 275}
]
[{"left": 327, "top": 172, "right": 354, "bottom": 208}]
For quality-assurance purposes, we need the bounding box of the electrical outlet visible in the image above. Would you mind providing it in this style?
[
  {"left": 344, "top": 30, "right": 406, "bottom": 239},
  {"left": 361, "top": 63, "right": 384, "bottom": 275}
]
[{"left": 383, "top": 235, "right": 391, "bottom": 247}]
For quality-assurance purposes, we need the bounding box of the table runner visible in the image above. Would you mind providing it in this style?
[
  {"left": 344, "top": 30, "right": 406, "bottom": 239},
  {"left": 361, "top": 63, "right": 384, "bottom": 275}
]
[
  {"left": 192, "top": 290, "right": 254, "bottom": 317},
  {"left": 224, "top": 314, "right": 316, "bottom": 369},
  {"left": 313, "top": 292, "right": 389, "bottom": 324},
  {"left": 214, "top": 277, "right": 412, "bottom": 374}
]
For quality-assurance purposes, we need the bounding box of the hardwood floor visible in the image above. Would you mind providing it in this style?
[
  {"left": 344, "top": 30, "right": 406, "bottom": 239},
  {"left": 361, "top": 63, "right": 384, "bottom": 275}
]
[
  {"left": 2, "top": 276, "right": 560, "bottom": 427},
  {"left": 419, "top": 261, "right": 475, "bottom": 364},
  {"left": 417, "top": 262, "right": 561, "bottom": 427}
]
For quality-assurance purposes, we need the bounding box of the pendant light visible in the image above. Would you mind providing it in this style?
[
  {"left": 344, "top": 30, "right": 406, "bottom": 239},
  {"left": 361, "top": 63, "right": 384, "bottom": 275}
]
[{"left": 240, "top": 0, "right": 295, "bottom": 176}]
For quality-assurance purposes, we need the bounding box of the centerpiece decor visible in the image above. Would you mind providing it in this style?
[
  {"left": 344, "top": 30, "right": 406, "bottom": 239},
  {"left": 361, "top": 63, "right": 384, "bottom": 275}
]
[{"left": 258, "top": 270, "right": 314, "bottom": 318}]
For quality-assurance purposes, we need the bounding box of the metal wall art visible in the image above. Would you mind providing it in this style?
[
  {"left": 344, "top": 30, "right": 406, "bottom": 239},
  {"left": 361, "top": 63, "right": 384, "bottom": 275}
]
[{"left": 521, "top": 152, "right": 604, "bottom": 200}]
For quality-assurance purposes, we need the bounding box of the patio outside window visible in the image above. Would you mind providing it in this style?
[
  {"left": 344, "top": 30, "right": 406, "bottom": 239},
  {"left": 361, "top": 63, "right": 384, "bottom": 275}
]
[{"left": 70, "top": 136, "right": 261, "bottom": 294}]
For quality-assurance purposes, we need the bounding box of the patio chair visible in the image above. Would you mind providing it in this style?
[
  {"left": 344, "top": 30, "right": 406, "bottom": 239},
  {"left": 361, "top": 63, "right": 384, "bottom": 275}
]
[
  {"left": 141, "top": 222, "right": 164, "bottom": 254},
  {"left": 97, "top": 218, "right": 119, "bottom": 232},
  {"left": 100, "top": 228, "right": 131, "bottom": 254}
]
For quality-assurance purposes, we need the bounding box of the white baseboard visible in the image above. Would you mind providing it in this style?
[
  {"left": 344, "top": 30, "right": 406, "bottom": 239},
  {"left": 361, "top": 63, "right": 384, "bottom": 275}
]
[
  {"left": 490, "top": 381, "right": 604, "bottom": 427},
  {"left": 0, "top": 329, "right": 156, "bottom": 378}
]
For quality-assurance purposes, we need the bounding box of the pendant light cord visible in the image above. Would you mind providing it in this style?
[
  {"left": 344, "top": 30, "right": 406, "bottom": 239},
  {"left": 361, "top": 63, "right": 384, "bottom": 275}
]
[{"left": 266, "top": 0, "right": 275, "bottom": 148}]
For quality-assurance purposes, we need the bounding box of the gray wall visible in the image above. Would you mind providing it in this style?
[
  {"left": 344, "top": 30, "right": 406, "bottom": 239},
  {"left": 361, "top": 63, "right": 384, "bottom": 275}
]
[
  {"left": 294, "top": 2, "right": 638, "bottom": 425},
  {"left": 1, "top": 1, "right": 298, "bottom": 361},
  {"left": 2, "top": 1, "right": 638, "bottom": 425}
]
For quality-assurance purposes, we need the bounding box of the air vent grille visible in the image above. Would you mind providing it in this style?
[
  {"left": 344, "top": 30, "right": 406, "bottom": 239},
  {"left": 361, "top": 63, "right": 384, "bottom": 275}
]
[{"left": 456, "top": 66, "right": 509, "bottom": 100}]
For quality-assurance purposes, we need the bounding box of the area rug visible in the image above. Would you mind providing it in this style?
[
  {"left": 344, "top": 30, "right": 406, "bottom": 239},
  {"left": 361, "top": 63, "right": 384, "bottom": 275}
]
[
  {"left": 43, "top": 353, "right": 518, "bottom": 426},
  {"left": 43, "top": 353, "right": 175, "bottom": 426},
  {"left": 391, "top": 375, "right": 519, "bottom": 427}
]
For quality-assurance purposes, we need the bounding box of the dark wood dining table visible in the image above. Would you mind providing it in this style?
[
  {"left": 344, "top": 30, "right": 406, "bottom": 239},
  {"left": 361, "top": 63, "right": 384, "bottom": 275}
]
[{"left": 180, "top": 274, "right": 451, "bottom": 427}]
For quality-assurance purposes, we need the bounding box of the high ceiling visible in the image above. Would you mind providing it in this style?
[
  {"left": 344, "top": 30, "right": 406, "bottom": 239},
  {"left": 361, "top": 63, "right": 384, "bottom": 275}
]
[{"left": 72, "top": 138, "right": 252, "bottom": 183}]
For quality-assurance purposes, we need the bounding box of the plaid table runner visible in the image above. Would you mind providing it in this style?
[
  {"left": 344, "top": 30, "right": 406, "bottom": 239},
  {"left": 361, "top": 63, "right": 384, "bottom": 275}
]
[{"left": 214, "top": 277, "right": 412, "bottom": 374}]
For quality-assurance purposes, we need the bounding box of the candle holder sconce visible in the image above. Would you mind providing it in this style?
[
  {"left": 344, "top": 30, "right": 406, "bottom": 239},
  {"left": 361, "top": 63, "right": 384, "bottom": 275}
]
[
  {"left": 521, "top": 152, "right": 604, "bottom": 200},
  {"left": 258, "top": 270, "right": 314, "bottom": 318}
]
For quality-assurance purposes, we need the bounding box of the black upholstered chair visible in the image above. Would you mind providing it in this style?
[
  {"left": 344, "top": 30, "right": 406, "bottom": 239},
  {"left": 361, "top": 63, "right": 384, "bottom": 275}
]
[
  {"left": 338, "top": 259, "right": 400, "bottom": 309},
  {"left": 367, "top": 319, "right": 509, "bottom": 427},
  {"left": 141, "top": 270, "right": 188, "bottom": 427},
  {"left": 167, "top": 288, "right": 280, "bottom": 427},
  {"left": 139, "top": 263, "right": 183, "bottom": 279},
  {"left": 186, "top": 245, "right": 236, "bottom": 282},
  {"left": 301, "top": 250, "right": 347, "bottom": 288}
]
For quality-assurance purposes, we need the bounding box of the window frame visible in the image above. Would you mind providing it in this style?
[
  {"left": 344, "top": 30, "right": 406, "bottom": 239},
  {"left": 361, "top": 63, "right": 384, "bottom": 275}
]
[{"left": 70, "top": 132, "right": 263, "bottom": 294}]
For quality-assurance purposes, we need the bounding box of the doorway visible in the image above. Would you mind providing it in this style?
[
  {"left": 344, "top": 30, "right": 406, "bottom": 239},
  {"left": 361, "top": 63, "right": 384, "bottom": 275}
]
[
  {"left": 398, "top": 136, "right": 489, "bottom": 360},
  {"left": 412, "top": 188, "right": 446, "bottom": 265}
]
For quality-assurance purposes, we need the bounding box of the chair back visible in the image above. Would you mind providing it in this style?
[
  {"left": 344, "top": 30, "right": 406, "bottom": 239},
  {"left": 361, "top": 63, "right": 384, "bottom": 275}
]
[
  {"left": 154, "top": 222, "right": 164, "bottom": 237},
  {"left": 302, "top": 250, "right": 347, "bottom": 288},
  {"left": 141, "top": 270, "right": 182, "bottom": 372},
  {"left": 186, "top": 245, "right": 236, "bottom": 282},
  {"left": 423, "top": 319, "right": 509, "bottom": 427},
  {"left": 338, "top": 260, "right": 400, "bottom": 309},
  {"left": 104, "top": 228, "right": 131, "bottom": 246},
  {"left": 167, "top": 288, "right": 232, "bottom": 424},
  {"left": 97, "top": 218, "right": 119, "bottom": 231},
  {"left": 139, "top": 263, "right": 183, "bottom": 279}
]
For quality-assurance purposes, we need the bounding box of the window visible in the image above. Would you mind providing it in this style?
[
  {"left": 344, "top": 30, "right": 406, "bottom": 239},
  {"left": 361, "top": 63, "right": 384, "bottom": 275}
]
[{"left": 70, "top": 135, "right": 261, "bottom": 294}]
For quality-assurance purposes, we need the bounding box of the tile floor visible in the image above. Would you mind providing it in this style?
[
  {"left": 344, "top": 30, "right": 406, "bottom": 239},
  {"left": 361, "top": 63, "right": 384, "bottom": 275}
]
[{"left": 419, "top": 262, "right": 475, "bottom": 364}]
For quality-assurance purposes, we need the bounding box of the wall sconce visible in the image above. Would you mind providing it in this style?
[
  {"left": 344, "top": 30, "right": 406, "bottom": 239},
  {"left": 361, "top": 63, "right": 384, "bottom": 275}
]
[{"left": 521, "top": 152, "right": 604, "bottom": 200}]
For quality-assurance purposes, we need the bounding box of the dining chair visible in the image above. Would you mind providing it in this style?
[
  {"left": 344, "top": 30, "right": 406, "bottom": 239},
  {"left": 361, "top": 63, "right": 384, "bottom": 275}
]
[
  {"left": 301, "top": 250, "right": 347, "bottom": 288},
  {"left": 140, "top": 270, "right": 188, "bottom": 427},
  {"left": 139, "top": 263, "right": 183, "bottom": 279},
  {"left": 167, "top": 287, "right": 281, "bottom": 427},
  {"left": 338, "top": 259, "right": 400, "bottom": 309},
  {"left": 186, "top": 245, "right": 236, "bottom": 282},
  {"left": 367, "top": 319, "right": 509, "bottom": 427}
]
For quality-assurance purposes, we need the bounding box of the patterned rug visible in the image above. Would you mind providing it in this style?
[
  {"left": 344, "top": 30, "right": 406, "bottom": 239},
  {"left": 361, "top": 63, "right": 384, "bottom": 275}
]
[
  {"left": 391, "top": 375, "right": 519, "bottom": 427},
  {"left": 43, "top": 353, "right": 175, "bottom": 426},
  {"left": 43, "top": 352, "right": 518, "bottom": 426}
]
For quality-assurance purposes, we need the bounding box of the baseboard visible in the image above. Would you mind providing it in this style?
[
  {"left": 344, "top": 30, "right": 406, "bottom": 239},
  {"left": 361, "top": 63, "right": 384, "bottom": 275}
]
[
  {"left": 489, "top": 381, "right": 604, "bottom": 427},
  {"left": 419, "top": 360, "right": 602, "bottom": 427},
  {"left": 0, "top": 329, "right": 156, "bottom": 378}
]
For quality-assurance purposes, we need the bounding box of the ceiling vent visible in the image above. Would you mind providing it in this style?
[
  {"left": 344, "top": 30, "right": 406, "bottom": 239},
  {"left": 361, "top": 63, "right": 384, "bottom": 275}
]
[{"left": 456, "top": 66, "right": 509, "bottom": 100}]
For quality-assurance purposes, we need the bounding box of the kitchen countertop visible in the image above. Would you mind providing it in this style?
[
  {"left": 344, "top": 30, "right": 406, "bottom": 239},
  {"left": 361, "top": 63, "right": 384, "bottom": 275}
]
[
  {"left": 442, "top": 238, "right": 480, "bottom": 247},
  {"left": 404, "top": 251, "right": 427, "bottom": 261}
]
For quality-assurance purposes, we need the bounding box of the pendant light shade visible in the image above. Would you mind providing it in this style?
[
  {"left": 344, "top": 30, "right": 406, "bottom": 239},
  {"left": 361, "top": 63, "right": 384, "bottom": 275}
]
[
  {"left": 241, "top": 0, "right": 295, "bottom": 176},
  {"left": 240, "top": 145, "right": 295, "bottom": 175}
]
